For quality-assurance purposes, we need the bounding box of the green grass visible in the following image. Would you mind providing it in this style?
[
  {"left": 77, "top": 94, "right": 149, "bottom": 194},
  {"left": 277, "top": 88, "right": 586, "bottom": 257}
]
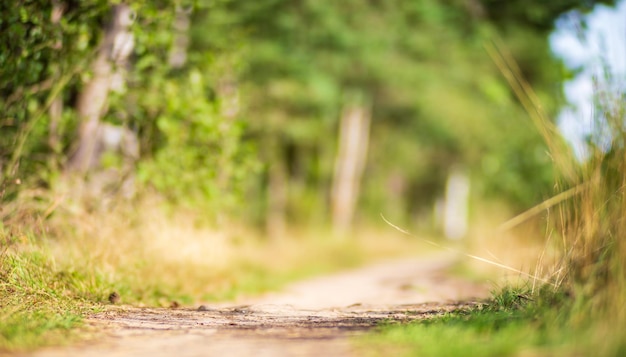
[
  {"left": 358, "top": 286, "right": 626, "bottom": 357},
  {"left": 0, "top": 246, "right": 100, "bottom": 351},
  {"left": 0, "top": 206, "right": 428, "bottom": 352}
]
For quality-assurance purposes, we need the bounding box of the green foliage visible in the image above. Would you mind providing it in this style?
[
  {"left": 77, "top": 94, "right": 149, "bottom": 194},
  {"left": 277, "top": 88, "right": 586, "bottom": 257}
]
[
  {"left": 0, "top": 1, "right": 258, "bottom": 218},
  {"left": 0, "top": 0, "right": 107, "bottom": 181},
  {"left": 192, "top": 0, "right": 597, "bottom": 225},
  {"left": 0, "top": 0, "right": 105, "bottom": 96},
  {"left": 1, "top": 0, "right": 613, "bottom": 226},
  {"left": 136, "top": 69, "right": 258, "bottom": 213}
]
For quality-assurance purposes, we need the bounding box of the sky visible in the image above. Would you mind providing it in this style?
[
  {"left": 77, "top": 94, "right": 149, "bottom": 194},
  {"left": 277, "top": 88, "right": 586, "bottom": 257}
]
[{"left": 550, "top": 0, "right": 626, "bottom": 158}]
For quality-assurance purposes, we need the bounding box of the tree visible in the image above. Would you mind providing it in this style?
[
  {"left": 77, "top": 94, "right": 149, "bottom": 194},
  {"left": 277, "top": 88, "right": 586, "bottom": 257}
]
[
  {"left": 192, "top": 0, "right": 616, "bottom": 232},
  {"left": 0, "top": 1, "right": 256, "bottom": 220},
  {"left": 1, "top": 0, "right": 617, "bottom": 233},
  {"left": 66, "top": 4, "right": 134, "bottom": 175}
]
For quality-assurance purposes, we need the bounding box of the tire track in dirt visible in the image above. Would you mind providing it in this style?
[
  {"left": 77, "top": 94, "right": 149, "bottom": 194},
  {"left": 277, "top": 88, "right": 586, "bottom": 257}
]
[{"left": 25, "top": 254, "right": 489, "bottom": 357}]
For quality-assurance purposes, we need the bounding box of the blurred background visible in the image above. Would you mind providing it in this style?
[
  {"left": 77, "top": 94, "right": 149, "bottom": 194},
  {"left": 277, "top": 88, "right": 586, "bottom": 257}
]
[
  {"left": 7, "top": 4, "right": 626, "bottom": 353},
  {"left": 0, "top": 0, "right": 623, "bottom": 300}
]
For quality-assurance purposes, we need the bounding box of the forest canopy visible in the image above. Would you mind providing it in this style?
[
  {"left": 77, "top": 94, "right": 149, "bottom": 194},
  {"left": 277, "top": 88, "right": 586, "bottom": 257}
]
[{"left": 0, "top": 0, "right": 615, "bottom": 234}]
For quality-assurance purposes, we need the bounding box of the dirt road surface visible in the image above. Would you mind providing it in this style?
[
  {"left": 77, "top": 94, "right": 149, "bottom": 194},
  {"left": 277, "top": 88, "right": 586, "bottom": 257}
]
[{"left": 24, "top": 254, "right": 489, "bottom": 357}]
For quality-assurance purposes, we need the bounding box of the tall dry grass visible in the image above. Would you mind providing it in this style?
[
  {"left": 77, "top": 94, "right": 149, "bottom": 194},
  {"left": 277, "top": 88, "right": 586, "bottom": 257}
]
[
  {"left": 556, "top": 87, "right": 626, "bottom": 321},
  {"left": 488, "top": 37, "right": 626, "bottom": 326}
]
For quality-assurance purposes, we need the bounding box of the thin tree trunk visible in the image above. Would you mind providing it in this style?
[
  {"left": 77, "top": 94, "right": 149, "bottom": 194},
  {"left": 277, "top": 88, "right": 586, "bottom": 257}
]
[
  {"left": 217, "top": 73, "right": 240, "bottom": 120},
  {"left": 48, "top": 1, "right": 65, "bottom": 155},
  {"left": 331, "top": 103, "right": 371, "bottom": 235},
  {"left": 67, "top": 4, "right": 134, "bottom": 175},
  {"left": 168, "top": 5, "right": 191, "bottom": 69},
  {"left": 267, "top": 144, "right": 288, "bottom": 240},
  {"left": 48, "top": 97, "right": 62, "bottom": 153}
]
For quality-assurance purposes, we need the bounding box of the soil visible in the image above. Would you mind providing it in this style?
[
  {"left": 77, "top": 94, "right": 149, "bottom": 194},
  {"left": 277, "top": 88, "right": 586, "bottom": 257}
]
[{"left": 24, "top": 254, "right": 490, "bottom": 357}]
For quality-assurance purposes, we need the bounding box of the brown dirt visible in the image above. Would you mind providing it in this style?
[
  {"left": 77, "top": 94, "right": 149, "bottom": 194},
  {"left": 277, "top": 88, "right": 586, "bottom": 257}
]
[{"left": 25, "top": 254, "right": 490, "bottom": 357}]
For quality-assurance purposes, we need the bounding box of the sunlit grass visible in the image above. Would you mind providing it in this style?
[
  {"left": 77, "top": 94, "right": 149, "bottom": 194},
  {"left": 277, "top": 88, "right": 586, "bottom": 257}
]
[
  {"left": 0, "top": 195, "right": 434, "bottom": 351},
  {"left": 0, "top": 245, "right": 97, "bottom": 351}
]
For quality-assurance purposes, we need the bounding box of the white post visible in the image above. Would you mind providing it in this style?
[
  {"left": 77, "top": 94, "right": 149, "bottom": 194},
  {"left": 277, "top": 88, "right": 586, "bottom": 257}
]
[{"left": 443, "top": 168, "right": 470, "bottom": 240}]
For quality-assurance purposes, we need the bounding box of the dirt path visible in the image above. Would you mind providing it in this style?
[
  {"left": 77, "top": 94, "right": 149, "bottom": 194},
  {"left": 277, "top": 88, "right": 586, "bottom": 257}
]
[{"left": 25, "top": 254, "right": 489, "bottom": 357}]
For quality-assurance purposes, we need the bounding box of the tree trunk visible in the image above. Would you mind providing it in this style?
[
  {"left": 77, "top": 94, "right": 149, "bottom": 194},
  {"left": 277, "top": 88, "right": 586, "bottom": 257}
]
[
  {"left": 331, "top": 103, "right": 371, "bottom": 235},
  {"left": 168, "top": 5, "right": 191, "bottom": 69},
  {"left": 48, "top": 1, "right": 65, "bottom": 157},
  {"left": 216, "top": 73, "right": 240, "bottom": 120},
  {"left": 66, "top": 4, "right": 134, "bottom": 175},
  {"left": 48, "top": 97, "right": 62, "bottom": 153},
  {"left": 266, "top": 143, "right": 288, "bottom": 240}
]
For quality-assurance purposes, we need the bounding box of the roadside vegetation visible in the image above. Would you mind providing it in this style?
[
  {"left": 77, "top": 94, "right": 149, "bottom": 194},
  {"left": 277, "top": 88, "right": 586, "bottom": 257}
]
[
  {"left": 1, "top": 0, "right": 621, "bottom": 354},
  {"left": 1, "top": 203, "right": 431, "bottom": 350},
  {"left": 358, "top": 6, "right": 626, "bottom": 357}
]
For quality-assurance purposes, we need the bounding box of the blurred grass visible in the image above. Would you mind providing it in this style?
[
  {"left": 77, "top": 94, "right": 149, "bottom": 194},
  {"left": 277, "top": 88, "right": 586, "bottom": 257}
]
[{"left": 0, "top": 195, "right": 434, "bottom": 351}]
